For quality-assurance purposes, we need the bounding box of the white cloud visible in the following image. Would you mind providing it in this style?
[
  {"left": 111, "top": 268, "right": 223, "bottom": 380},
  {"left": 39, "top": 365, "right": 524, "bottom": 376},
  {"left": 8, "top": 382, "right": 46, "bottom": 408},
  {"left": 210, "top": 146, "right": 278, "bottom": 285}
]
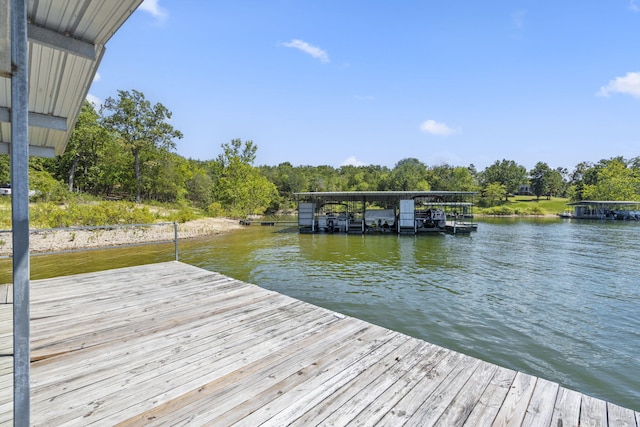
[
  {"left": 597, "top": 72, "right": 640, "bottom": 98},
  {"left": 509, "top": 9, "right": 527, "bottom": 40},
  {"left": 630, "top": 0, "right": 639, "bottom": 12},
  {"left": 341, "top": 156, "right": 365, "bottom": 167},
  {"left": 419, "top": 119, "right": 457, "bottom": 136},
  {"left": 86, "top": 93, "right": 102, "bottom": 108},
  {"left": 282, "top": 39, "right": 330, "bottom": 63},
  {"left": 93, "top": 72, "right": 101, "bottom": 83},
  {"left": 139, "top": 0, "right": 168, "bottom": 21},
  {"left": 511, "top": 10, "right": 527, "bottom": 30}
]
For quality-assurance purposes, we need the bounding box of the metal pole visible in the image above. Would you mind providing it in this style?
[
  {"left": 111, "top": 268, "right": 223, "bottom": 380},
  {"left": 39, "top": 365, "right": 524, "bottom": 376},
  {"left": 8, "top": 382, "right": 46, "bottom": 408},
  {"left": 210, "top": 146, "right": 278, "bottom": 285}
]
[
  {"left": 11, "top": 0, "right": 30, "bottom": 425},
  {"left": 174, "top": 220, "right": 178, "bottom": 261}
]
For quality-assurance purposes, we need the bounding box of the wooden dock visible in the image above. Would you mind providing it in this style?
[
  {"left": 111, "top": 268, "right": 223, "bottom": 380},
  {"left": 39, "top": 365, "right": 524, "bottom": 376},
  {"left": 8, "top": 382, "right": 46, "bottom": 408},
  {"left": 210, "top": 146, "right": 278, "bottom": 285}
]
[{"left": 0, "top": 261, "right": 638, "bottom": 425}]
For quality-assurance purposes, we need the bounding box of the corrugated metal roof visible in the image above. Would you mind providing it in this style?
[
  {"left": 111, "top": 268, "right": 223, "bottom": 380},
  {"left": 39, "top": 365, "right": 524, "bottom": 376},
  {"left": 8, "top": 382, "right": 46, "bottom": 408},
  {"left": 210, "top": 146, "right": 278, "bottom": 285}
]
[
  {"left": 295, "top": 191, "right": 478, "bottom": 203},
  {"left": 0, "top": 0, "right": 143, "bottom": 157}
]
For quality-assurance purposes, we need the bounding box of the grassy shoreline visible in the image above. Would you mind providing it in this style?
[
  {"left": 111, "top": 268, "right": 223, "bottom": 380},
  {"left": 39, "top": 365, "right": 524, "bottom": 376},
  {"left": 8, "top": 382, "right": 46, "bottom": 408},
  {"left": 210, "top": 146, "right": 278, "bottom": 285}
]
[{"left": 474, "top": 196, "right": 570, "bottom": 216}]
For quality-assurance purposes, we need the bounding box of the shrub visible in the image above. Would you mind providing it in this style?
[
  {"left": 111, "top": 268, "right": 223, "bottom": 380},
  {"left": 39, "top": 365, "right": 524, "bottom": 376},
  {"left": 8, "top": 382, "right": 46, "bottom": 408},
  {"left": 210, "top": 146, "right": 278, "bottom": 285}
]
[
  {"left": 483, "top": 206, "right": 514, "bottom": 216},
  {"left": 29, "top": 170, "right": 69, "bottom": 202},
  {"left": 31, "top": 203, "right": 70, "bottom": 228},
  {"left": 206, "top": 202, "right": 225, "bottom": 217},
  {"left": 30, "top": 201, "right": 157, "bottom": 228},
  {"left": 167, "top": 207, "right": 198, "bottom": 223}
]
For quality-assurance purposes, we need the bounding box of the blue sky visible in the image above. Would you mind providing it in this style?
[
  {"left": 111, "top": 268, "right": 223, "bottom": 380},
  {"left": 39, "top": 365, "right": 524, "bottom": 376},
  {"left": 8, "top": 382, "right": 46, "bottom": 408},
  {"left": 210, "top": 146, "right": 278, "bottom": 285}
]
[{"left": 88, "top": 1, "right": 640, "bottom": 171}]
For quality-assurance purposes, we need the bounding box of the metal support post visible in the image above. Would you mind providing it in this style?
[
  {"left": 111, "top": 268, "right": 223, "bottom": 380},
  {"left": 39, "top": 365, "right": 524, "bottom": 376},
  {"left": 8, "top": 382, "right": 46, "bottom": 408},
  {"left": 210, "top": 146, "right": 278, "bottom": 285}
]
[
  {"left": 174, "top": 221, "right": 178, "bottom": 261},
  {"left": 11, "top": 0, "right": 31, "bottom": 425}
]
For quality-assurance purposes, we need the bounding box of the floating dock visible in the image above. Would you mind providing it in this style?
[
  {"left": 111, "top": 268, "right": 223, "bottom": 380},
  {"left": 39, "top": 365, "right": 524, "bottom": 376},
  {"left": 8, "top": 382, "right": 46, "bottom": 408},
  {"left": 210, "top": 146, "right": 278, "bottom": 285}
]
[
  {"left": 296, "top": 191, "right": 478, "bottom": 235},
  {"left": 0, "top": 262, "right": 637, "bottom": 425}
]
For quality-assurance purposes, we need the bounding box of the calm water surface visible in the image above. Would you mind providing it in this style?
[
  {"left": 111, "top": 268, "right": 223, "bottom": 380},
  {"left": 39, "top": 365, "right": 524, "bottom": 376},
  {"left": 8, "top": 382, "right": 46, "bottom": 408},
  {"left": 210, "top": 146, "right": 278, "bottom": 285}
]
[{"left": 2, "top": 218, "right": 639, "bottom": 410}]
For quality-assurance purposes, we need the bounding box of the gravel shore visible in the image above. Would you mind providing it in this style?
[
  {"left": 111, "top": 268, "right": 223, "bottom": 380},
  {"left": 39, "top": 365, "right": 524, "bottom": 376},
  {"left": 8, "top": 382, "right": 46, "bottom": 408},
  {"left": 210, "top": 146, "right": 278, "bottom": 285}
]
[{"left": 0, "top": 217, "right": 243, "bottom": 256}]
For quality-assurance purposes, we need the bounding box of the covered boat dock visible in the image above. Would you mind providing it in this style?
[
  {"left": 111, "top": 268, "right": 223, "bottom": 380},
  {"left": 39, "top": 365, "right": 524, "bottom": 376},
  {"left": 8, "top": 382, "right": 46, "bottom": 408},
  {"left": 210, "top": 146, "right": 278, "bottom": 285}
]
[
  {"left": 296, "top": 191, "right": 477, "bottom": 235},
  {"left": 565, "top": 201, "right": 640, "bottom": 220}
]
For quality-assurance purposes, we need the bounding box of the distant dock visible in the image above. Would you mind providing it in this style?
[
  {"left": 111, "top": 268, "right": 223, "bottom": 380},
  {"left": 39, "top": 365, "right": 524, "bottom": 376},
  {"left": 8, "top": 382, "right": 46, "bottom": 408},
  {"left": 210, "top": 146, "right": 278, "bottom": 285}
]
[
  {"left": 296, "top": 191, "right": 478, "bottom": 235},
  {"left": 0, "top": 262, "right": 637, "bottom": 425},
  {"left": 445, "top": 220, "right": 477, "bottom": 234}
]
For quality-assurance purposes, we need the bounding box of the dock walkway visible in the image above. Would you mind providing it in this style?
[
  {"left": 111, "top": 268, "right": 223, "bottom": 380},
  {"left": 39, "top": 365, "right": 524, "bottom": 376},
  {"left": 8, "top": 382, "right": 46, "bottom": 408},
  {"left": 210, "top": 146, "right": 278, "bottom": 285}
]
[{"left": 0, "top": 262, "right": 637, "bottom": 425}]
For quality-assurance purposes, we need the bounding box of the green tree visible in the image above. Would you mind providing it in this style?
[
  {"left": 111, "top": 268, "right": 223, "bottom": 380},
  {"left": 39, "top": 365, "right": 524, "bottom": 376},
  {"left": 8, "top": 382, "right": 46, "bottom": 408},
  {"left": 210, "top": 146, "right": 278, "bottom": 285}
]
[
  {"left": 305, "top": 165, "right": 340, "bottom": 192},
  {"left": 260, "top": 162, "right": 310, "bottom": 210},
  {"left": 185, "top": 160, "right": 214, "bottom": 209},
  {"left": 547, "top": 168, "right": 566, "bottom": 198},
  {"left": 264, "top": 162, "right": 308, "bottom": 195},
  {"left": 101, "top": 90, "right": 183, "bottom": 202},
  {"left": 427, "top": 164, "right": 478, "bottom": 191},
  {"left": 483, "top": 182, "right": 507, "bottom": 206},
  {"left": 93, "top": 134, "right": 134, "bottom": 198},
  {"left": 481, "top": 159, "right": 527, "bottom": 200},
  {"left": 568, "top": 161, "right": 596, "bottom": 201},
  {"left": 581, "top": 158, "right": 640, "bottom": 201},
  {"left": 142, "top": 150, "right": 190, "bottom": 202},
  {"left": 389, "top": 158, "right": 429, "bottom": 191},
  {"left": 529, "top": 162, "right": 552, "bottom": 200},
  {"left": 54, "top": 101, "right": 110, "bottom": 193},
  {"left": 210, "top": 139, "right": 278, "bottom": 217}
]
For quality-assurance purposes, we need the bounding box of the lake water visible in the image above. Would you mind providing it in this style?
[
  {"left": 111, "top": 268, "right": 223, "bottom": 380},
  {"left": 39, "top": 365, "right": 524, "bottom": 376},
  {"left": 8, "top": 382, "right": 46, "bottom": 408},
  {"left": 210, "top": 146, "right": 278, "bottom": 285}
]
[{"left": 2, "top": 218, "right": 639, "bottom": 410}]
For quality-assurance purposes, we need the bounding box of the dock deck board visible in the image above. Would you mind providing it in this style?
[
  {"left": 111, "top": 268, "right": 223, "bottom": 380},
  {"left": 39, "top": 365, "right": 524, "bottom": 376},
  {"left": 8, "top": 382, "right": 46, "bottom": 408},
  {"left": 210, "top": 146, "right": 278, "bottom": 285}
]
[{"left": 0, "top": 261, "right": 637, "bottom": 425}]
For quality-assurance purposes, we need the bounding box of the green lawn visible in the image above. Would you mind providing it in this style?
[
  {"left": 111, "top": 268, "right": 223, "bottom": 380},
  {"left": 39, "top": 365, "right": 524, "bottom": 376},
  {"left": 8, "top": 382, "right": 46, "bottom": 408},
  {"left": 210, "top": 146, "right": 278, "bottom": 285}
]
[{"left": 477, "top": 196, "right": 570, "bottom": 216}]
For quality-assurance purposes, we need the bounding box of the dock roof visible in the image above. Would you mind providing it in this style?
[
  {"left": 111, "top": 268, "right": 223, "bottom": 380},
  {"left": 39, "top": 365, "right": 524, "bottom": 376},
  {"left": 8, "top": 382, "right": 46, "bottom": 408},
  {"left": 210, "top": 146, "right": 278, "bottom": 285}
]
[
  {"left": 568, "top": 200, "right": 640, "bottom": 206},
  {"left": 0, "top": 0, "right": 143, "bottom": 157},
  {"left": 295, "top": 191, "right": 477, "bottom": 203}
]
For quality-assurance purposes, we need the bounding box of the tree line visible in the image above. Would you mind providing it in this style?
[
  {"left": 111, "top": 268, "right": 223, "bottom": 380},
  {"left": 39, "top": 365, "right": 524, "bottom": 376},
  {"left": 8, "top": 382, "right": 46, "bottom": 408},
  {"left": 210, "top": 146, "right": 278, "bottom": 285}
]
[{"left": 1, "top": 90, "right": 639, "bottom": 217}]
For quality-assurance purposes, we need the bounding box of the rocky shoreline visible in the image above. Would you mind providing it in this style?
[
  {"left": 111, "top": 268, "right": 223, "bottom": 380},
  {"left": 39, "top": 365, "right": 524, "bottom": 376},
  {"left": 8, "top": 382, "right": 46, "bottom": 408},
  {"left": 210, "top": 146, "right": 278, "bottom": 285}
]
[
  {"left": 0, "top": 214, "right": 562, "bottom": 256},
  {"left": 0, "top": 217, "right": 243, "bottom": 256}
]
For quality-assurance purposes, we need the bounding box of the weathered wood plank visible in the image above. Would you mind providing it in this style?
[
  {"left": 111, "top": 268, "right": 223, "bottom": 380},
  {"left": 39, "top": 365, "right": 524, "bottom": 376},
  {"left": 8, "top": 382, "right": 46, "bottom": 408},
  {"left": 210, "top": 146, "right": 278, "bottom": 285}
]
[
  {"left": 107, "top": 320, "right": 375, "bottom": 426},
  {"left": 549, "top": 386, "right": 582, "bottom": 427},
  {"left": 374, "top": 349, "right": 467, "bottom": 425},
  {"left": 30, "top": 283, "right": 276, "bottom": 360},
  {"left": 32, "top": 291, "right": 297, "bottom": 371},
  {"left": 606, "top": 402, "right": 637, "bottom": 427},
  {"left": 580, "top": 393, "right": 608, "bottom": 427},
  {"left": 30, "top": 274, "right": 241, "bottom": 323},
  {"left": 32, "top": 305, "right": 339, "bottom": 424},
  {"left": 231, "top": 332, "right": 409, "bottom": 426},
  {"left": 431, "top": 361, "right": 500, "bottom": 426},
  {"left": 291, "top": 338, "right": 429, "bottom": 426},
  {"left": 30, "top": 299, "right": 317, "bottom": 400},
  {"left": 131, "top": 322, "right": 391, "bottom": 426},
  {"left": 30, "top": 271, "right": 242, "bottom": 324},
  {"left": 405, "top": 356, "right": 485, "bottom": 426},
  {"left": 0, "top": 357, "right": 13, "bottom": 425},
  {"left": 225, "top": 332, "right": 408, "bottom": 426},
  {"left": 319, "top": 345, "right": 450, "bottom": 426},
  {"left": 491, "top": 371, "right": 537, "bottom": 426},
  {"left": 0, "top": 285, "right": 9, "bottom": 304},
  {"left": 521, "top": 377, "right": 559, "bottom": 427},
  {"left": 463, "top": 367, "right": 516, "bottom": 426}
]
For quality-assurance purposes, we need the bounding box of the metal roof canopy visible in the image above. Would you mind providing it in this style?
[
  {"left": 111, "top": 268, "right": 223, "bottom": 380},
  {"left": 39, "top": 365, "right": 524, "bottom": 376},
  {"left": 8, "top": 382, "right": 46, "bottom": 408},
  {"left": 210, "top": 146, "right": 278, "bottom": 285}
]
[
  {"left": 295, "top": 191, "right": 477, "bottom": 204},
  {"left": 1, "top": 0, "right": 144, "bottom": 157},
  {"left": 567, "top": 200, "right": 640, "bottom": 206},
  {"left": 3, "top": 1, "right": 143, "bottom": 425}
]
